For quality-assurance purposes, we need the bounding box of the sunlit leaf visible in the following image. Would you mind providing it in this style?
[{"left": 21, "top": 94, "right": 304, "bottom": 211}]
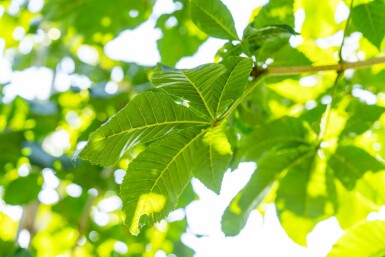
[
  {"left": 42, "top": 0, "right": 155, "bottom": 44},
  {"left": 79, "top": 91, "right": 210, "bottom": 166},
  {"left": 121, "top": 127, "right": 208, "bottom": 235},
  {"left": 327, "top": 220, "right": 385, "bottom": 257},
  {"left": 151, "top": 63, "right": 227, "bottom": 119},
  {"left": 351, "top": 0, "right": 385, "bottom": 49},
  {"left": 252, "top": 0, "right": 294, "bottom": 27},
  {"left": 222, "top": 117, "right": 316, "bottom": 235},
  {"left": 192, "top": 123, "right": 232, "bottom": 193},
  {"left": 190, "top": 0, "right": 239, "bottom": 40},
  {"left": 214, "top": 57, "right": 253, "bottom": 118},
  {"left": 329, "top": 146, "right": 384, "bottom": 190},
  {"left": 239, "top": 116, "right": 317, "bottom": 161},
  {"left": 341, "top": 101, "right": 385, "bottom": 136},
  {"left": 222, "top": 146, "right": 311, "bottom": 236},
  {"left": 156, "top": 3, "right": 207, "bottom": 66}
]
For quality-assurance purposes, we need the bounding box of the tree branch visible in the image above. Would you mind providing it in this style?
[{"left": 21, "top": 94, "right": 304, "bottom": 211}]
[{"left": 251, "top": 56, "right": 385, "bottom": 77}]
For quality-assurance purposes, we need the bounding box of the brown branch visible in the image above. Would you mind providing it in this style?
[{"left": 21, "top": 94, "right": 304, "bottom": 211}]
[{"left": 251, "top": 56, "right": 385, "bottom": 77}]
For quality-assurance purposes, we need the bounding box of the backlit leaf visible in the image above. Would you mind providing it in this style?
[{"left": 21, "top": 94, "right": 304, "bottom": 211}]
[
  {"left": 329, "top": 146, "right": 384, "bottom": 190},
  {"left": 214, "top": 57, "right": 253, "bottom": 118},
  {"left": 351, "top": 0, "right": 385, "bottom": 49},
  {"left": 79, "top": 91, "right": 210, "bottom": 166},
  {"left": 121, "top": 126, "right": 208, "bottom": 235},
  {"left": 151, "top": 63, "right": 227, "bottom": 119},
  {"left": 222, "top": 146, "right": 312, "bottom": 236},
  {"left": 328, "top": 220, "right": 385, "bottom": 257},
  {"left": 192, "top": 123, "right": 232, "bottom": 193},
  {"left": 190, "top": 0, "right": 239, "bottom": 40}
]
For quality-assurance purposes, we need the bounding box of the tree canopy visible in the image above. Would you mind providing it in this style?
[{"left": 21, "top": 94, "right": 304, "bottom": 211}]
[{"left": 1, "top": 0, "right": 385, "bottom": 256}]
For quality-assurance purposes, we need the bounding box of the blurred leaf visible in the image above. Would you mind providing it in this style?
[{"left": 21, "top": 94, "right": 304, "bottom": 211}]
[
  {"left": 52, "top": 194, "right": 88, "bottom": 224},
  {"left": 42, "top": 0, "right": 155, "bottom": 44},
  {"left": 329, "top": 146, "right": 384, "bottom": 190},
  {"left": 252, "top": 0, "right": 294, "bottom": 27},
  {"left": 4, "top": 174, "right": 41, "bottom": 205},
  {"left": 0, "top": 130, "right": 24, "bottom": 165},
  {"left": 301, "top": 0, "right": 339, "bottom": 38},
  {"left": 190, "top": 0, "right": 238, "bottom": 40},
  {"left": 327, "top": 220, "right": 385, "bottom": 257},
  {"left": 10, "top": 248, "right": 34, "bottom": 257},
  {"left": 242, "top": 24, "right": 297, "bottom": 60},
  {"left": 0, "top": 239, "right": 15, "bottom": 257},
  {"left": 351, "top": 0, "right": 385, "bottom": 49},
  {"left": 156, "top": 2, "right": 207, "bottom": 66},
  {"left": 341, "top": 101, "right": 385, "bottom": 137}
]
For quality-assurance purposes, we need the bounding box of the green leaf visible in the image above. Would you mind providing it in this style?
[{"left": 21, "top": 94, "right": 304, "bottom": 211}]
[
  {"left": 276, "top": 151, "right": 337, "bottom": 219},
  {"left": 222, "top": 146, "right": 311, "bottom": 236},
  {"left": 327, "top": 220, "right": 385, "bottom": 257},
  {"left": 190, "top": 0, "right": 239, "bottom": 40},
  {"left": 0, "top": 130, "right": 24, "bottom": 165},
  {"left": 242, "top": 25, "right": 296, "bottom": 59},
  {"left": 268, "top": 44, "right": 312, "bottom": 67},
  {"left": 4, "top": 174, "right": 41, "bottom": 205},
  {"left": 10, "top": 248, "right": 34, "bottom": 257},
  {"left": 276, "top": 150, "right": 338, "bottom": 245},
  {"left": 329, "top": 146, "right": 384, "bottom": 190},
  {"left": 351, "top": 0, "right": 385, "bottom": 49},
  {"left": 214, "top": 57, "right": 253, "bottom": 118},
  {"left": 341, "top": 101, "right": 385, "bottom": 136},
  {"left": 192, "top": 123, "right": 232, "bottom": 193},
  {"left": 335, "top": 184, "right": 376, "bottom": 229},
  {"left": 151, "top": 63, "right": 227, "bottom": 119},
  {"left": 156, "top": 4, "right": 207, "bottom": 66},
  {"left": 301, "top": 0, "right": 340, "bottom": 38},
  {"left": 253, "top": 0, "right": 294, "bottom": 28},
  {"left": 43, "top": 0, "right": 155, "bottom": 44},
  {"left": 78, "top": 91, "right": 210, "bottom": 166},
  {"left": 240, "top": 116, "right": 317, "bottom": 162},
  {"left": 121, "top": 126, "right": 208, "bottom": 235}
]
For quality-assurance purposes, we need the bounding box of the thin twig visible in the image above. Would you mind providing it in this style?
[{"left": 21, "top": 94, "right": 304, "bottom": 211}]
[{"left": 250, "top": 56, "right": 385, "bottom": 77}]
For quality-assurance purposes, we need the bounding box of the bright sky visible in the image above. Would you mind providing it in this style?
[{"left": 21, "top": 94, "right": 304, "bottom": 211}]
[{"left": 1, "top": 0, "right": 379, "bottom": 256}]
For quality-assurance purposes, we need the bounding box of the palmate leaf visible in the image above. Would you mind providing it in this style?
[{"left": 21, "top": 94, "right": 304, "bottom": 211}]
[
  {"left": 327, "top": 220, "right": 385, "bottom": 257},
  {"left": 78, "top": 91, "right": 210, "bottom": 166},
  {"left": 120, "top": 126, "right": 208, "bottom": 235},
  {"left": 351, "top": 0, "right": 385, "bottom": 50},
  {"left": 190, "top": 0, "right": 239, "bottom": 40}
]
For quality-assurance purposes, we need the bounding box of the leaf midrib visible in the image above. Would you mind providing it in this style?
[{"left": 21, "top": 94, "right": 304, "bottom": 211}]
[
  {"left": 149, "top": 129, "right": 207, "bottom": 193},
  {"left": 216, "top": 63, "right": 238, "bottom": 116},
  {"left": 91, "top": 120, "right": 210, "bottom": 143},
  {"left": 194, "top": 3, "right": 238, "bottom": 40},
  {"left": 183, "top": 71, "right": 215, "bottom": 120}
]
